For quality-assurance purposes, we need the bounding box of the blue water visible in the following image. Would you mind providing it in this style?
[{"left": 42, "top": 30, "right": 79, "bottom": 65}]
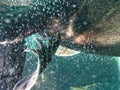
[{"left": 23, "top": 34, "right": 120, "bottom": 90}]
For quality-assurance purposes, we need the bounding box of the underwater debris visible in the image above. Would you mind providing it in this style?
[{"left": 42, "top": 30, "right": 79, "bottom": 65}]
[{"left": 55, "top": 45, "right": 80, "bottom": 56}]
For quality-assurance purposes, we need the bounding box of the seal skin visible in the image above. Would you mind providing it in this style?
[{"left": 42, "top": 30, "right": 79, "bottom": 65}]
[{"left": 0, "top": 0, "right": 120, "bottom": 56}]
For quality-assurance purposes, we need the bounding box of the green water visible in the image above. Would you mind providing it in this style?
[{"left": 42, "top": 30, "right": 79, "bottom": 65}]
[
  {"left": 23, "top": 34, "right": 120, "bottom": 90},
  {"left": 1, "top": 0, "right": 119, "bottom": 89}
]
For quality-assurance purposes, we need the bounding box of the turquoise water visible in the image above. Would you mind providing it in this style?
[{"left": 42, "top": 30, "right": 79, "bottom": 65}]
[
  {"left": 23, "top": 34, "right": 120, "bottom": 90},
  {"left": 0, "top": 0, "right": 120, "bottom": 90}
]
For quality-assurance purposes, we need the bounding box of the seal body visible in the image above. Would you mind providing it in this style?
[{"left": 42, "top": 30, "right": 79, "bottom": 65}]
[
  {"left": 46, "top": 0, "right": 120, "bottom": 56},
  {"left": 0, "top": 0, "right": 120, "bottom": 56},
  {"left": 0, "top": 0, "right": 120, "bottom": 89},
  {"left": 60, "top": 2, "right": 120, "bottom": 56}
]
